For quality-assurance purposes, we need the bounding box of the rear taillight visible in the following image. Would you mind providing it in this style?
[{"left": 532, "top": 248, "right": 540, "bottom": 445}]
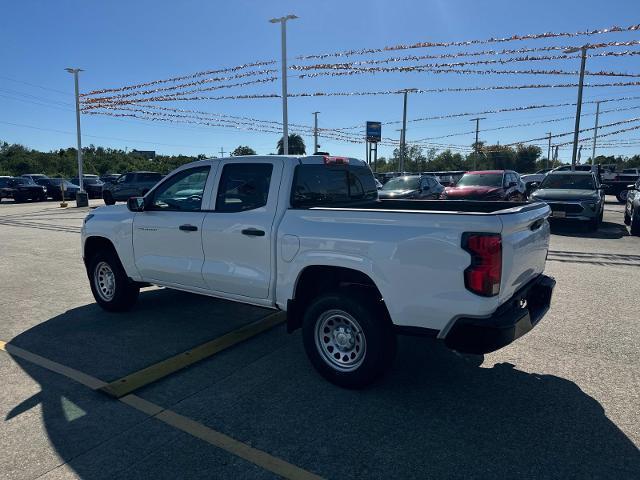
[{"left": 462, "top": 233, "right": 502, "bottom": 297}]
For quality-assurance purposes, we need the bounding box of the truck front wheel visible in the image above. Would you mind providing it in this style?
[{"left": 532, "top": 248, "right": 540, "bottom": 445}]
[
  {"left": 88, "top": 250, "right": 139, "bottom": 312},
  {"left": 302, "top": 291, "right": 395, "bottom": 389}
]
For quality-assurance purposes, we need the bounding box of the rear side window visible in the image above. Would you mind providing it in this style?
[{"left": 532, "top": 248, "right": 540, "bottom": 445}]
[
  {"left": 138, "top": 173, "right": 162, "bottom": 182},
  {"left": 216, "top": 163, "right": 273, "bottom": 212},
  {"left": 292, "top": 164, "right": 377, "bottom": 207}
]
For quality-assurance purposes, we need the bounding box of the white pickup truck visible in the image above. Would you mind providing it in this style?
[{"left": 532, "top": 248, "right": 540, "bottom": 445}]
[{"left": 81, "top": 155, "right": 555, "bottom": 388}]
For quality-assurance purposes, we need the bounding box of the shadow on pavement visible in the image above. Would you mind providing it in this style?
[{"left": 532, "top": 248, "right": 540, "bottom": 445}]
[
  {"left": 4, "top": 292, "right": 639, "bottom": 478},
  {"left": 550, "top": 220, "right": 628, "bottom": 239}
]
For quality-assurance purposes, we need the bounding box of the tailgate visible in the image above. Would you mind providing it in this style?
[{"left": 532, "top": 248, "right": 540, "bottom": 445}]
[{"left": 498, "top": 202, "right": 551, "bottom": 304}]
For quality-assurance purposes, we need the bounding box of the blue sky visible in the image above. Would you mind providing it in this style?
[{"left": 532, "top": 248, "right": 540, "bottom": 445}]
[{"left": 1, "top": 0, "right": 639, "bottom": 161}]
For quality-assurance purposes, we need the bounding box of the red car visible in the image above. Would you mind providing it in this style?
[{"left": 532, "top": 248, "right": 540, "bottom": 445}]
[{"left": 441, "top": 170, "right": 527, "bottom": 201}]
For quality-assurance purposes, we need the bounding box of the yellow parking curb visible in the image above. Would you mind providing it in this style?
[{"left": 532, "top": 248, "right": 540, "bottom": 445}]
[{"left": 100, "top": 311, "right": 286, "bottom": 398}]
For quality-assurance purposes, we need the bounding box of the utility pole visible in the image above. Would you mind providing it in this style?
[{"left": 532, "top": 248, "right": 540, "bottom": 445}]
[
  {"left": 470, "top": 117, "right": 486, "bottom": 170},
  {"left": 312, "top": 111, "right": 320, "bottom": 154},
  {"left": 565, "top": 45, "right": 589, "bottom": 170},
  {"left": 591, "top": 100, "right": 601, "bottom": 166},
  {"left": 399, "top": 88, "right": 417, "bottom": 172},
  {"left": 219, "top": 147, "right": 225, "bottom": 158},
  {"left": 546, "top": 132, "right": 552, "bottom": 170},
  {"left": 270, "top": 14, "right": 298, "bottom": 155},
  {"left": 65, "top": 67, "right": 87, "bottom": 207},
  {"left": 395, "top": 128, "right": 404, "bottom": 172}
]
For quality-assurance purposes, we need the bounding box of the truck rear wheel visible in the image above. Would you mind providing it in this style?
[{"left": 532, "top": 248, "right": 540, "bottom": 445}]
[
  {"left": 88, "top": 250, "right": 139, "bottom": 311},
  {"left": 302, "top": 291, "right": 395, "bottom": 389}
]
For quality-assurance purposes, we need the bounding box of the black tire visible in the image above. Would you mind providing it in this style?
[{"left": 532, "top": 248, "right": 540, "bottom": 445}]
[
  {"left": 302, "top": 290, "right": 396, "bottom": 389},
  {"left": 103, "top": 191, "right": 116, "bottom": 205},
  {"left": 88, "top": 249, "right": 139, "bottom": 312},
  {"left": 631, "top": 211, "right": 640, "bottom": 236},
  {"left": 14, "top": 195, "right": 24, "bottom": 203},
  {"left": 624, "top": 211, "right": 631, "bottom": 225},
  {"left": 616, "top": 190, "right": 628, "bottom": 204}
]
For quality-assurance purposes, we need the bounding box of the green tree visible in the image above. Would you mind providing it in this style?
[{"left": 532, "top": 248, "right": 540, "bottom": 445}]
[
  {"left": 231, "top": 145, "right": 257, "bottom": 156},
  {"left": 482, "top": 144, "right": 516, "bottom": 170},
  {"left": 277, "top": 134, "right": 306, "bottom": 155},
  {"left": 514, "top": 144, "right": 542, "bottom": 173}
]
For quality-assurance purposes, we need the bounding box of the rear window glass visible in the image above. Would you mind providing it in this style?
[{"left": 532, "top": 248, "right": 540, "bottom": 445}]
[{"left": 292, "top": 164, "right": 377, "bottom": 207}]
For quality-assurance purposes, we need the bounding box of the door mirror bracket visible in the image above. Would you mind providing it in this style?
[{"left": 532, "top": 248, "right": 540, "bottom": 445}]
[{"left": 127, "top": 197, "right": 145, "bottom": 212}]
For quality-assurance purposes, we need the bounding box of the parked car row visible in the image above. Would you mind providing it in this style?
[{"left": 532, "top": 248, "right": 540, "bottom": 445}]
[
  {"left": 0, "top": 172, "right": 165, "bottom": 205},
  {"left": 0, "top": 177, "right": 48, "bottom": 202}
]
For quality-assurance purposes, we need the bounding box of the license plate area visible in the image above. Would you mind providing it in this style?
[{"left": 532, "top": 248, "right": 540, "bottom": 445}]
[{"left": 551, "top": 210, "right": 566, "bottom": 218}]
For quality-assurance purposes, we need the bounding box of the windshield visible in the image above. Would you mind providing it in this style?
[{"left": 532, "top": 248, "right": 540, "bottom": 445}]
[
  {"left": 540, "top": 174, "right": 595, "bottom": 190},
  {"left": 456, "top": 173, "right": 503, "bottom": 187},
  {"left": 381, "top": 176, "right": 420, "bottom": 191},
  {"left": 11, "top": 178, "right": 30, "bottom": 185}
]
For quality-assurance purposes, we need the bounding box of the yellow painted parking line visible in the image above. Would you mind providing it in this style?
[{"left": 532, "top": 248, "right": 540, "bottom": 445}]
[
  {"left": 0, "top": 338, "right": 324, "bottom": 480},
  {"left": 100, "top": 311, "right": 286, "bottom": 398},
  {"left": 0, "top": 341, "right": 107, "bottom": 390}
]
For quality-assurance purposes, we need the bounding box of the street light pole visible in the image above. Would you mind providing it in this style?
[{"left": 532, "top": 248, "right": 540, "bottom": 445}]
[
  {"left": 591, "top": 101, "right": 601, "bottom": 166},
  {"left": 566, "top": 45, "right": 589, "bottom": 171},
  {"left": 270, "top": 14, "right": 298, "bottom": 155},
  {"left": 312, "top": 111, "right": 320, "bottom": 154},
  {"left": 399, "top": 88, "right": 417, "bottom": 172},
  {"left": 469, "top": 117, "right": 486, "bottom": 170},
  {"left": 65, "top": 67, "right": 87, "bottom": 207},
  {"left": 547, "top": 132, "right": 552, "bottom": 170}
]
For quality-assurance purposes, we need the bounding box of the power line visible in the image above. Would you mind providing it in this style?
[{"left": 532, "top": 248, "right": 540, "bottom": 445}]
[
  {"left": 0, "top": 76, "right": 72, "bottom": 96},
  {"left": 0, "top": 120, "right": 223, "bottom": 149}
]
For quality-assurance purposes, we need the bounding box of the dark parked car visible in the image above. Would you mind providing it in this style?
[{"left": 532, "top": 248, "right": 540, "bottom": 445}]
[
  {"left": 441, "top": 170, "right": 526, "bottom": 201},
  {"left": 377, "top": 174, "right": 444, "bottom": 199},
  {"left": 530, "top": 171, "right": 605, "bottom": 230},
  {"left": 0, "top": 177, "right": 14, "bottom": 202},
  {"left": 36, "top": 178, "right": 80, "bottom": 200},
  {"left": 1, "top": 177, "right": 47, "bottom": 202},
  {"left": 624, "top": 178, "right": 640, "bottom": 235},
  {"left": 102, "top": 171, "right": 163, "bottom": 205},
  {"left": 70, "top": 175, "right": 104, "bottom": 199}
]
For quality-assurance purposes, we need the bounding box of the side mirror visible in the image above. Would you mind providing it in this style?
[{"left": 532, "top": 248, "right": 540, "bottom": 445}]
[
  {"left": 528, "top": 182, "right": 539, "bottom": 190},
  {"left": 508, "top": 181, "right": 517, "bottom": 188},
  {"left": 127, "top": 196, "right": 145, "bottom": 212},
  {"left": 626, "top": 184, "right": 636, "bottom": 190}
]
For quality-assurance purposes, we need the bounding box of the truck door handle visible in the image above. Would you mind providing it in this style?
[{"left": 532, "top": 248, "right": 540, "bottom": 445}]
[
  {"left": 179, "top": 224, "right": 198, "bottom": 232},
  {"left": 241, "top": 228, "right": 265, "bottom": 237}
]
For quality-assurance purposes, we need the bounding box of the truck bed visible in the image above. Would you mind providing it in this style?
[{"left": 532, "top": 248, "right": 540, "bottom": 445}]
[{"left": 312, "top": 199, "right": 545, "bottom": 215}]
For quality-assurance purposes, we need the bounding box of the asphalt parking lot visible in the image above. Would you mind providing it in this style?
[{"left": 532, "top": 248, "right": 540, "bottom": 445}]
[{"left": 1, "top": 198, "right": 639, "bottom": 480}]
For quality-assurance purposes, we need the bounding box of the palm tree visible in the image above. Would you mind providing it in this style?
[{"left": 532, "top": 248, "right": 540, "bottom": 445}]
[{"left": 277, "top": 134, "right": 306, "bottom": 155}]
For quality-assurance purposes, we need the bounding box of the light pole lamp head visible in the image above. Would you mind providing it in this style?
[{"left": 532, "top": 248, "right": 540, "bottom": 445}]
[
  {"left": 269, "top": 14, "right": 298, "bottom": 23},
  {"left": 65, "top": 67, "right": 84, "bottom": 74}
]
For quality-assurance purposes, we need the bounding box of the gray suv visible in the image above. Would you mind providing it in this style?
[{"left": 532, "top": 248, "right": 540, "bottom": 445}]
[
  {"left": 530, "top": 171, "right": 605, "bottom": 230},
  {"left": 102, "top": 171, "right": 163, "bottom": 205}
]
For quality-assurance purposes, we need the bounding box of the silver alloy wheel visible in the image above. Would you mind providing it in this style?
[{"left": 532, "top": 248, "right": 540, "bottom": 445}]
[
  {"left": 94, "top": 261, "right": 116, "bottom": 302},
  {"left": 314, "top": 309, "right": 367, "bottom": 372}
]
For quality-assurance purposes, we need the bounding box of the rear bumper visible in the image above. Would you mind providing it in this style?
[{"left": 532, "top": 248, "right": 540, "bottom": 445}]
[{"left": 444, "top": 274, "right": 555, "bottom": 354}]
